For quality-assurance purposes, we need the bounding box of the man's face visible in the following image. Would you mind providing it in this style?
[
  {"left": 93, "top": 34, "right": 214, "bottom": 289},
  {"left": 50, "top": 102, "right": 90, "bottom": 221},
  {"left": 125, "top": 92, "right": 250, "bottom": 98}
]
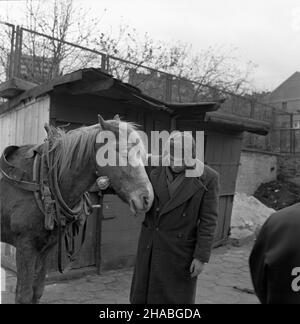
[
  {"left": 165, "top": 132, "right": 197, "bottom": 173},
  {"left": 169, "top": 155, "right": 187, "bottom": 173}
]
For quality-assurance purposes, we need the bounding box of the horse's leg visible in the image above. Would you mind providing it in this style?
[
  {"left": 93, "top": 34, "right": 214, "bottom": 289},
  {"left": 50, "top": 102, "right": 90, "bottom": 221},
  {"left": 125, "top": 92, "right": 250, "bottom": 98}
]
[
  {"left": 15, "top": 238, "right": 38, "bottom": 304},
  {"left": 32, "top": 245, "right": 54, "bottom": 304}
]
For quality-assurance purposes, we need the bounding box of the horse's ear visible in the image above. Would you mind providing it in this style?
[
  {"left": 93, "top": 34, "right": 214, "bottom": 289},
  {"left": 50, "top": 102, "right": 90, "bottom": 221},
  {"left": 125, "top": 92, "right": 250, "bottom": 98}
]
[
  {"left": 44, "top": 123, "right": 51, "bottom": 134},
  {"left": 98, "top": 114, "right": 107, "bottom": 130},
  {"left": 113, "top": 114, "right": 120, "bottom": 121},
  {"left": 44, "top": 123, "right": 59, "bottom": 136}
]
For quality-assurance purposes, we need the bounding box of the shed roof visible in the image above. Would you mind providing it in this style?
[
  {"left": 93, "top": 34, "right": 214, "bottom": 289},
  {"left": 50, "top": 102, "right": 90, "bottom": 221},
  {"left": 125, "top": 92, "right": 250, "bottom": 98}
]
[
  {"left": 0, "top": 68, "right": 220, "bottom": 115},
  {"left": 206, "top": 112, "right": 269, "bottom": 135},
  {"left": 0, "top": 68, "right": 269, "bottom": 135}
]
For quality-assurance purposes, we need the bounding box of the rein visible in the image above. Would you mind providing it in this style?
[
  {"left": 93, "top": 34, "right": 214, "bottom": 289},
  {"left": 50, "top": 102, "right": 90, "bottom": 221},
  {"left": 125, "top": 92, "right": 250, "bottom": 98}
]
[
  {"left": 44, "top": 138, "right": 93, "bottom": 272},
  {"left": 38, "top": 130, "right": 94, "bottom": 273}
]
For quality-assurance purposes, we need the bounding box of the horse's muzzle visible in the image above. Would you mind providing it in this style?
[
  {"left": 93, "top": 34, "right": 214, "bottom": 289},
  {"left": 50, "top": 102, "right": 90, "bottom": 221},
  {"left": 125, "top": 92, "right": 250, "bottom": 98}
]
[{"left": 129, "top": 185, "right": 154, "bottom": 214}]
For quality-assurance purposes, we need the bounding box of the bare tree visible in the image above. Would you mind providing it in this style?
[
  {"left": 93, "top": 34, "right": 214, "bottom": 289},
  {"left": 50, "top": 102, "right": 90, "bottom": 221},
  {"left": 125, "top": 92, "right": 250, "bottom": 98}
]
[
  {"left": 0, "top": 0, "right": 256, "bottom": 97},
  {"left": 0, "top": 21, "right": 14, "bottom": 82},
  {"left": 92, "top": 25, "right": 256, "bottom": 98},
  {"left": 0, "top": 0, "right": 104, "bottom": 83}
]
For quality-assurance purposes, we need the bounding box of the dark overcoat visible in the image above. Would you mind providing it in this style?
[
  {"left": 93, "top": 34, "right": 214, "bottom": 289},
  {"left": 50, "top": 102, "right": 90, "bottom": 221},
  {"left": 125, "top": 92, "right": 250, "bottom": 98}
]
[
  {"left": 130, "top": 164, "right": 220, "bottom": 304},
  {"left": 249, "top": 203, "right": 300, "bottom": 304}
]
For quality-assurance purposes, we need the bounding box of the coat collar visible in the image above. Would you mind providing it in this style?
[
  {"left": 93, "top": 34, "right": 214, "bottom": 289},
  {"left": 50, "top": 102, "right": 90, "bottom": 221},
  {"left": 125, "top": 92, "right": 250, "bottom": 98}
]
[
  {"left": 150, "top": 167, "right": 170, "bottom": 208},
  {"left": 150, "top": 166, "right": 208, "bottom": 218}
]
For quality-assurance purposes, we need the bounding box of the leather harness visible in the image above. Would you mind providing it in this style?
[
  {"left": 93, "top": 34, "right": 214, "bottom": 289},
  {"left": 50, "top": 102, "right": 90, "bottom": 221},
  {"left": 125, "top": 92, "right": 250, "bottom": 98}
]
[{"left": 0, "top": 141, "right": 93, "bottom": 273}]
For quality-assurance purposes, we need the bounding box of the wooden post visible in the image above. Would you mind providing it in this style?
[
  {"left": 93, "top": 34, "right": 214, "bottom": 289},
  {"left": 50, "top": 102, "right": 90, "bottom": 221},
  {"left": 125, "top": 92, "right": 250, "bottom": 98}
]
[
  {"left": 270, "top": 108, "right": 276, "bottom": 152},
  {"left": 290, "top": 114, "right": 294, "bottom": 154},
  {"left": 8, "top": 24, "right": 15, "bottom": 79},
  {"left": 170, "top": 116, "right": 177, "bottom": 131},
  {"left": 249, "top": 100, "right": 254, "bottom": 147},
  {"left": 95, "top": 194, "right": 103, "bottom": 275},
  {"left": 13, "top": 26, "right": 23, "bottom": 78},
  {"left": 165, "top": 74, "right": 172, "bottom": 102},
  {"left": 250, "top": 100, "right": 255, "bottom": 119},
  {"left": 101, "top": 54, "right": 109, "bottom": 73}
]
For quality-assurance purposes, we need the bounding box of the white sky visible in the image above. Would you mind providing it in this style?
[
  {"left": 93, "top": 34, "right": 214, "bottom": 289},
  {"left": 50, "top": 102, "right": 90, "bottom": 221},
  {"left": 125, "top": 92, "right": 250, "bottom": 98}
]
[{"left": 0, "top": 0, "right": 300, "bottom": 91}]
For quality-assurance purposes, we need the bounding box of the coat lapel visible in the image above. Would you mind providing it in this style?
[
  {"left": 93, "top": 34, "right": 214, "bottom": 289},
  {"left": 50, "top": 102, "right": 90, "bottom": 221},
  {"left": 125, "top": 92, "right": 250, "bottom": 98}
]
[
  {"left": 150, "top": 167, "right": 170, "bottom": 207},
  {"left": 159, "top": 175, "right": 206, "bottom": 217}
]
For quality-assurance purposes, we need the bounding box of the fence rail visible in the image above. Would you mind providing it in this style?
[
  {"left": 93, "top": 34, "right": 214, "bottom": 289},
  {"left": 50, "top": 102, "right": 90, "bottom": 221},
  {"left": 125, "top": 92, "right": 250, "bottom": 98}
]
[{"left": 0, "top": 22, "right": 296, "bottom": 154}]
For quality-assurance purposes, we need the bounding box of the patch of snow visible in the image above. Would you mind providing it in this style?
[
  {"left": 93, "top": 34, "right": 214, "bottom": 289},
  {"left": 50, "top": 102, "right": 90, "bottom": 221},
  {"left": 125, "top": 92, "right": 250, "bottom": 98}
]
[{"left": 230, "top": 192, "right": 275, "bottom": 240}]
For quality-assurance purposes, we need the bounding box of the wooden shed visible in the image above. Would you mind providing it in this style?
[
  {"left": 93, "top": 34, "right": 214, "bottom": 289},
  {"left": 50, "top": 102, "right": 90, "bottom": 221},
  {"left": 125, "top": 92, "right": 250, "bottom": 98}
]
[{"left": 0, "top": 68, "right": 269, "bottom": 276}]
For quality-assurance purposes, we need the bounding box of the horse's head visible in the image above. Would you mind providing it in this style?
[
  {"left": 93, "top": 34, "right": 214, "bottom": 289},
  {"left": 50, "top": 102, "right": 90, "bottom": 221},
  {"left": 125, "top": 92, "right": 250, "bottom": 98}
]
[{"left": 95, "top": 115, "right": 154, "bottom": 214}]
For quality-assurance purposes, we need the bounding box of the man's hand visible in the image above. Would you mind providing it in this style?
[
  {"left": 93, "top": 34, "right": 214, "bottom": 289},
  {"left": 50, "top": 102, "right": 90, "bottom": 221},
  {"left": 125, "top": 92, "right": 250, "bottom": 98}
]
[{"left": 190, "top": 259, "right": 206, "bottom": 278}]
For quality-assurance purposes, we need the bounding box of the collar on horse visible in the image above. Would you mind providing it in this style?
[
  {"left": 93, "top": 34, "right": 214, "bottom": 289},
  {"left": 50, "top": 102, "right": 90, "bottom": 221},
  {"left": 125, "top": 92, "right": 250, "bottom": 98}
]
[
  {"left": 0, "top": 130, "right": 93, "bottom": 273},
  {"left": 0, "top": 145, "right": 40, "bottom": 192}
]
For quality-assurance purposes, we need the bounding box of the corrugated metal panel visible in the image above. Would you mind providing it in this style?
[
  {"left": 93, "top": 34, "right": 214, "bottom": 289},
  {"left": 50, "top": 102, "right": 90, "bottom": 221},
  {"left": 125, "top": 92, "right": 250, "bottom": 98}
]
[
  {"left": 0, "top": 95, "right": 50, "bottom": 267},
  {"left": 0, "top": 95, "right": 50, "bottom": 155}
]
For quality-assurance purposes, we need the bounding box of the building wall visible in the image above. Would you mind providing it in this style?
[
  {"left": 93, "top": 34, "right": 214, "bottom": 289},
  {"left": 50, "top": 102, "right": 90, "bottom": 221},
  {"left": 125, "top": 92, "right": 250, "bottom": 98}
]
[
  {"left": 267, "top": 72, "right": 300, "bottom": 114},
  {"left": 269, "top": 100, "right": 300, "bottom": 117},
  {"left": 278, "top": 154, "right": 300, "bottom": 180},
  {"left": 0, "top": 95, "right": 50, "bottom": 154},
  {"left": 235, "top": 149, "right": 278, "bottom": 195}
]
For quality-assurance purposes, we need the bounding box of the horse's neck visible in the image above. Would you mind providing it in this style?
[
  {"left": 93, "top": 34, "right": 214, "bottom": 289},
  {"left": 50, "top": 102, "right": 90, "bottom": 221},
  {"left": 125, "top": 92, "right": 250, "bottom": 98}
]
[{"left": 58, "top": 158, "right": 97, "bottom": 207}]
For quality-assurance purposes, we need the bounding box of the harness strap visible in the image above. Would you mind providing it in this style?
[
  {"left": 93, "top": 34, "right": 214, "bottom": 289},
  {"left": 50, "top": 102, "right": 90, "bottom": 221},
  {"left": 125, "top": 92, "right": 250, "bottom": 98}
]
[
  {"left": 0, "top": 146, "right": 40, "bottom": 192},
  {"left": 44, "top": 141, "right": 65, "bottom": 273},
  {"left": 54, "top": 194, "right": 64, "bottom": 274},
  {"left": 0, "top": 168, "right": 40, "bottom": 191},
  {"left": 33, "top": 154, "right": 46, "bottom": 216},
  {"left": 43, "top": 140, "right": 93, "bottom": 273}
]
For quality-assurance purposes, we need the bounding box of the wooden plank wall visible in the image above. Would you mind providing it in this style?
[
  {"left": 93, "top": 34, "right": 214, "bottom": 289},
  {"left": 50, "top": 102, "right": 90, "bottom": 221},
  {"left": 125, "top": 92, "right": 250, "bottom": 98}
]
[
  {"left": 205, "top": 130, "right": 243, "bottom": 245},
  {"left": 0, "top": 96, "right": 50, "bottom": 269},
  {"left": 0, "top": 96, "right": 50, "bottom": 154},
  {"left": 100, "top": 195, "right": 143, "bottom": 270}
]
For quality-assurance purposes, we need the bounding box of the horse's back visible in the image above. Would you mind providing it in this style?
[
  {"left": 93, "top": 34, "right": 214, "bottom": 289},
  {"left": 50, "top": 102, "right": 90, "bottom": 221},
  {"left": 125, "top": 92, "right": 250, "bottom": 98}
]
[{"left": 0, "top": 144, "right": 42, "bottom": 245}]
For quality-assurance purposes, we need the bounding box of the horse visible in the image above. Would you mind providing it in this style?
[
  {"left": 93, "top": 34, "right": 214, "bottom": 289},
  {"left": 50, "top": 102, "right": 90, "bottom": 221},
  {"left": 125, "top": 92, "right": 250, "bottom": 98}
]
[{"left": 0, "top": 115, "right": 154, "bottom": 304}]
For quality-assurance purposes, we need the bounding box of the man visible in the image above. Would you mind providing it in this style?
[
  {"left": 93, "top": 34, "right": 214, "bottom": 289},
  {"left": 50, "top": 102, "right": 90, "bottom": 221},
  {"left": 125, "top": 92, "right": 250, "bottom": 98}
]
[
  {"left": 130, "top": 132, "right": 220, "bottom": 304},
  {"left": 249, "top": 203, "right": 300, "bottom": 304}
]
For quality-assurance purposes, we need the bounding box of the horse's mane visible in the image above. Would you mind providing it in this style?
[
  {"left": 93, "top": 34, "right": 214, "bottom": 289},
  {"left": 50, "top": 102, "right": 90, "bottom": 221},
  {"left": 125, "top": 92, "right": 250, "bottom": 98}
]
[{"left": 49, "top": 120, "right": 140, "bottom": 181}]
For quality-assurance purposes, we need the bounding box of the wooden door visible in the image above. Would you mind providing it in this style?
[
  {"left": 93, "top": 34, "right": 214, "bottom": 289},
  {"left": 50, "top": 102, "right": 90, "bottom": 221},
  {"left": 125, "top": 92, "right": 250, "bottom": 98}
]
[{"left": 205, "top": 130, "right": 243, "bottom": 245}]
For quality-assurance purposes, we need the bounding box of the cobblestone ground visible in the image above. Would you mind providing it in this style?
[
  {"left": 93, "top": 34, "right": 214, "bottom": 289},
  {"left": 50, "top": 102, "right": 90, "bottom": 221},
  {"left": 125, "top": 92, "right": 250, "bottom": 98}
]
[{"left": 1, "top": 242, "right": 258, "bottom": 304}]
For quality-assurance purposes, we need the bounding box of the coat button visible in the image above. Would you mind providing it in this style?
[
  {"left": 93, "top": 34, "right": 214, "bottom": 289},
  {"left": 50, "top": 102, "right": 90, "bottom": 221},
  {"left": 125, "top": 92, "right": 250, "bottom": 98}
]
[
  {"left": 156, "top": 208, "right": 160, "bottom": 213},
  {"left": 156, "top": 227, "right": 159, "bottom": 231},
  {"left": 177, "top": 233, "right": 183, "bottom": 238},
  {"left": 182, "top": 213, "right": 186, "bottom": 217}
]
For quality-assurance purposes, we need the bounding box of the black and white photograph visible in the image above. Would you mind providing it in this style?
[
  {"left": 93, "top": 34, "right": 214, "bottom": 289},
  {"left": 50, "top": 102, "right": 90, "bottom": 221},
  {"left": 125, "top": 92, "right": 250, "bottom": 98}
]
[{"left": 0, "top": 0, "right": 300, "bottom": 310}]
